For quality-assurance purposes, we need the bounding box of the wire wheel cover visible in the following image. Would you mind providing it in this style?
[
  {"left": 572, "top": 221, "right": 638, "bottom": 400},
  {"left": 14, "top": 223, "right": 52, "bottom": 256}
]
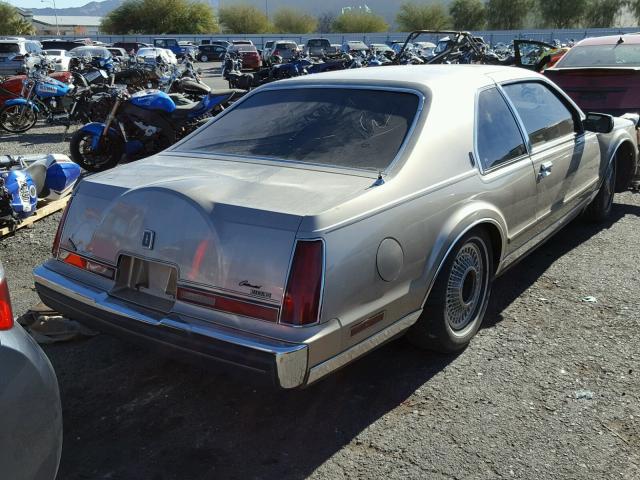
[{"left": 445, "top": 241, "right": 486, "bottom": 331}]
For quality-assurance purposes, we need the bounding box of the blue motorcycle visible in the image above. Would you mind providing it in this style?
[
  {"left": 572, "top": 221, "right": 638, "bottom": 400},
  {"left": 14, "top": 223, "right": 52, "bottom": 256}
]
[
  {"left": 69, "top": 86, "right": 240, "bottom": 172},
  {"left": 0, "top": 154, "right": 81, "bottom": 226},
  {"left": 0, "top": 58, "right": 75, "bottom": 133}
]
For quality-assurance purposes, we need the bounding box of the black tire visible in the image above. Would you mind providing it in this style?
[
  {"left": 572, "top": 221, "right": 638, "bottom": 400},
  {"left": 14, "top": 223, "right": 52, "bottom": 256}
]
[
  {"left": 584, "top": 159, "right": 616, "bottom": 222},
  {"left": 407, "top": 229, "right": 494, "bottom": 353},
  {"left": 0, "top": 104, "right": 38, "bottom": 133},
  {"left": 69, "top": 129, "right": 123, "bottom": 172}
]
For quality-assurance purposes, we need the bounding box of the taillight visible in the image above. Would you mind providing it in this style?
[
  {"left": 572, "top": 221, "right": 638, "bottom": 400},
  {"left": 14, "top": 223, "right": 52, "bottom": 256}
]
[
  {"left": 58, "top": 250, "right": 115, "bottom": 280},
  {"left": 281, "top": 240, "right": 324, "bottom": 326},
  {"left": 0, "top": 278, "right": 14, "bottom": 331},
  {"left": 177, "top": 286, "right": 279, "bottom": 323},
  {"left": 273, "top": 50, "right": 280, "bottom": 56},
  {"left": 52, "top": 201, "right": 71, "bottom": 257},
  {"left": 13, "top": 55, "right": 24, "bottom": 61}
]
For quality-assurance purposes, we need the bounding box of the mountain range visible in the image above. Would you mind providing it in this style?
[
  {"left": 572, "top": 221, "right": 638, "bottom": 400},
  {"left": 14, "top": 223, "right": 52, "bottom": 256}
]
[{"left": 29, "top": 0, "right": 433, "bottom": 25}]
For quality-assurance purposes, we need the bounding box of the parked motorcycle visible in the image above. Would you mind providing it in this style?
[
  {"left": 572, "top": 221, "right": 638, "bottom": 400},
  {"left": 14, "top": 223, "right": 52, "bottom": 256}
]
[
  {"left": 0, "top": 60, "right": 75, "bottom": 133},
  {"left": 69, "top": 86, "right": 240, "bottom": 172},
  {"left": 0, "top": 71, "right": 72, "bottom": 109},
  {"left": 0, "top": 154, "right": 80, "bottom": 226}
]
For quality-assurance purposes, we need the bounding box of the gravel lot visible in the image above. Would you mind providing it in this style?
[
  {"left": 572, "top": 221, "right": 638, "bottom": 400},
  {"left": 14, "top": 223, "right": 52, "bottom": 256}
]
[{"left": 1, "top": 64, "right": 639, "bottom": 479}]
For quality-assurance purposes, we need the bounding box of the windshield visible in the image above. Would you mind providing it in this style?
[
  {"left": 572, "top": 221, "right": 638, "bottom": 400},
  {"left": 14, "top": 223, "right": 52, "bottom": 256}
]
[
  {"left": 348, "top": 42, "right": 368, "bottom": 50},
  {"left": 556, "top": 44, "right": 640, "bottom": 68},
  {"left": 0, "top": 43, "right": 20, "bottom": 54},
  {"left": 176, "top": 88, "right": 420, "bottom": 172},
  {"left": 44, "top": 50, "right": 64, "bottom": 56}
]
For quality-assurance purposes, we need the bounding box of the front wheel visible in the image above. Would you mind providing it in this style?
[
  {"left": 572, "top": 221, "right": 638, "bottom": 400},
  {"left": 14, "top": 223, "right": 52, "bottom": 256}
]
[
  {"left": 69, "top": 129, "right": 124, "bottom": 172},
  {"left": 0, "top": 104, "right": 38, "bottom": 133},
  {"left": 407, "top": 229, "right": 494, "bottom": 353}
]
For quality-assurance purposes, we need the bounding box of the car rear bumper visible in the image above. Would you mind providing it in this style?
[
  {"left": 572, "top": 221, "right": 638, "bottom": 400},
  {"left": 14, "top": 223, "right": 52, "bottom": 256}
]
[
  {"left": 0, "top": 324, "right": 62, "bottom": 480},
  {"left": 33, "top": 264, "right": 309, "bottom": 389}
]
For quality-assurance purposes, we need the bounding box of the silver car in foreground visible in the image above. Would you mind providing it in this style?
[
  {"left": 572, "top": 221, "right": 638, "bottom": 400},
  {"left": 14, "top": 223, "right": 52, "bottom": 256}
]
[
  {"left": 34, "top": 66, "right": 639, "bottom": 389},
  {"left": 1, "top": 262, "right": 62, "bottom": 478}
]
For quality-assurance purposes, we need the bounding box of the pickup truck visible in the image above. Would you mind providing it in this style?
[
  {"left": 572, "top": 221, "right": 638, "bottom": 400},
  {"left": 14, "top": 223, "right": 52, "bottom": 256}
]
[{"left": 153, "top": 38, "right": 197, "bottom": 58}]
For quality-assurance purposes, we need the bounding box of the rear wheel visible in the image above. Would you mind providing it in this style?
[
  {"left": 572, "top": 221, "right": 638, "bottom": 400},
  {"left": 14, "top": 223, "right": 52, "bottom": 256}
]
[
  {"left": 584, "top": 159, "right": 616, "bottom": 222},
  {"left": 407, "top": 229, "right": 494, "bottom": 353},
  {"left": 0, "top": 104, "right": 38, "bottom": 133},
  {"left": 69, "top": 130, "right": 123, "bottom": 172}
]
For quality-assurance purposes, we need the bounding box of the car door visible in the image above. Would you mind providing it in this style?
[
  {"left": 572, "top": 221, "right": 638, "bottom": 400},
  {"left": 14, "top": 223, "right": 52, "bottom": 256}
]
[
  {"left": 502, "top": 81, "right": 600, "bottom": 234},
  {"left": 475, "top": 86, "right": 539, "bottom": 254}
]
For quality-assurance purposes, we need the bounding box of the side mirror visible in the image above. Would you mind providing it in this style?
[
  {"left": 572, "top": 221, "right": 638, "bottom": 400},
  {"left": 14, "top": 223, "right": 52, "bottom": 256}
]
[{"left": 583, "top": 112, "right": 614, "bottom": 134}]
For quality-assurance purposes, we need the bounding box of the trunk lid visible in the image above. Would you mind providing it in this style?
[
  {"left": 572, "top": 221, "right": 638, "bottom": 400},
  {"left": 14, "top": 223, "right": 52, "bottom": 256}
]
[
  {"left": 59, "top": 155, "right": 372, "bottom": 303},
  {"left": 545, "top": 67, "right": 640, "bottom": 115}
]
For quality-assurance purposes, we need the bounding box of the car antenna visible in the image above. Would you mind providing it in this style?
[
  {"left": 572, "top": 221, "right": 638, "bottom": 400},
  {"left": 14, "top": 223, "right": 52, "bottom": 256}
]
[
  {"left": 616, "top": 36, "right": 624, "bottom": 46},
  {"left": 372, "top": 172, "right": 385, "bottom": 187}
]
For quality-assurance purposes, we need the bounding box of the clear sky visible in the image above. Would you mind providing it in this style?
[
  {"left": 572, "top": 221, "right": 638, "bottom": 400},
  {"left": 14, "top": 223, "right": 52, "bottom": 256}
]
[{"left": 7, "top": 0, "right": 102, "bottom": 9}]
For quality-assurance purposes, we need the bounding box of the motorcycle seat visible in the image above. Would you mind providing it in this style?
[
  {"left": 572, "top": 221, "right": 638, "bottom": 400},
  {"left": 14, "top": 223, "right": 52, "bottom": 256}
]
[{"left": 25, "top": 162, "right": 46, "bottom": 196}]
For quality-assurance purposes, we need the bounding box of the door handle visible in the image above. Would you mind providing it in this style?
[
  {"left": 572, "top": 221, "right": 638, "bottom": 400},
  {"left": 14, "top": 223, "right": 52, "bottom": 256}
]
[{"left": 538, "top": 161, "right": 553, "bottom": 180}]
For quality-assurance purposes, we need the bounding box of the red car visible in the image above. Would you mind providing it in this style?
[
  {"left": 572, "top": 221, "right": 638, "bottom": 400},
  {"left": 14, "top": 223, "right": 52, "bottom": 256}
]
[
  {"left": 544, "top": 34, "right": 640, "bottom": 116},
  {"left": 229, "top": 45, "right": 262, "bottom": 71}
]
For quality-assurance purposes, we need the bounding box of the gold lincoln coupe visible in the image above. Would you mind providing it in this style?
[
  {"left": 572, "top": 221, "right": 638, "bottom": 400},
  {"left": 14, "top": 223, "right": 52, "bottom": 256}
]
[{"left": 34, "top": 65, "right": 639, "bottom": 388}]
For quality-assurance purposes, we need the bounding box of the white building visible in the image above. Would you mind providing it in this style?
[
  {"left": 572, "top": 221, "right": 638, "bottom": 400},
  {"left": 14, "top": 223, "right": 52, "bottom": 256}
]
[{"left": 31, "top": 16, "right": 103, "bottom": 36}]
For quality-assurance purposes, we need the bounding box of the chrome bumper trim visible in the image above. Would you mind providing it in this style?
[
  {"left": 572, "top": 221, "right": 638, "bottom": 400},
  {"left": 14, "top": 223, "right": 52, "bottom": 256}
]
[
  {"left": 33, "top": 264, "right": 308, "bottom": 389},
  {"left": 306, "top": 310, "right": 421, "bottom": 385}
]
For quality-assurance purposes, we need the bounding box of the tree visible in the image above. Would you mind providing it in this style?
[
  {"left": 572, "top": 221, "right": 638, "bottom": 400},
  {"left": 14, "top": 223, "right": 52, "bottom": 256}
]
[
  {"left": 584, "top": 0, "right": 624, "bottom": 26},
  {"left": 537, "top": 0, "right": 587, "bottom": 28},
  {"left": 630, "top": 0, "right": 640, "bottom": 24},
  {"left": 0, "top": 2, "right": 36, "bottom": 36},
  {"left": 449, "top": 0, "right": 486, "bottom": 30},
  {"left": 317, "top": 11, "right": 336, "bottom": 33},
  {"left": 272, "top": 7, "right": 316, "bottom": 33},
  {"left": 486, "top": 0, "right": 533, "bottom": 29},
  {"left": 396, "top": 2, "right": 451, "bottom": 30},
  {"left": 101, "top": 0, "right": 217, "bottom": 34},
  {"left": 218, "top": 4, "right": 270, "bottom": 33},
  {"left": 332, "top": 10, "right": 388, "bottom": 33}
]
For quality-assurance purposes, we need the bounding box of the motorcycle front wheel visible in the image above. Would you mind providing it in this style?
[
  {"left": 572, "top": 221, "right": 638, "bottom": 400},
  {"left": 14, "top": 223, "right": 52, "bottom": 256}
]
[
  {"left": 0, "top": 104, "right": 38, "bottom": 133},
  {"left": 69, "top": 130, "right": 124, "bottom": 172}
]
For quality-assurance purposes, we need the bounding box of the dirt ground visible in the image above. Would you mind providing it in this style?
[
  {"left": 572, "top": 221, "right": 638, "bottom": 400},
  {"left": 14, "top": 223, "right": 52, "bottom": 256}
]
[{"left": 0, "top": 70, "right": 639, "bottom": 479}]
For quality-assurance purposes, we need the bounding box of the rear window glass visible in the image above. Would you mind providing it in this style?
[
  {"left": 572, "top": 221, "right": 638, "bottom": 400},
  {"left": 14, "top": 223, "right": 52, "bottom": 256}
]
[
  {"left": 275, "top": 43, "right": 296, "bottom": 50},
  {"left": 176, "top": 88, "right": 420, "bottom": 172},
  {"left": 308, "top": 40, "right": 330, "bottom": 47},
  {"left": 557, "top": 44, "right": 640, "bottom": 67},
  {"left": 0, "top": 43, "right": 20, "bottom": 53}
]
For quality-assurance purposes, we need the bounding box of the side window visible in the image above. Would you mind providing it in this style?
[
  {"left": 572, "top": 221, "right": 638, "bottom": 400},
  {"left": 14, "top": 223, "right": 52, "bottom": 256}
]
[
  {"left": 502, "top": 82, "right": 576, "bottom": 147},
  {"left": 476, "top": 87, "right": 527, "bottom": 171}
]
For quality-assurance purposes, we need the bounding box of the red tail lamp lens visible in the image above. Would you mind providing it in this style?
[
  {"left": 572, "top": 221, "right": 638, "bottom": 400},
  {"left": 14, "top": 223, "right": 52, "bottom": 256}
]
[
  {"left": 281, "top": 240, "right": 324, "bottom": 326},
  {"left": 60, "top": 251, "right": 87, "bottom": 269},
  {"left": 0, "top": 279, "right": 14, "bottom": 331}
]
